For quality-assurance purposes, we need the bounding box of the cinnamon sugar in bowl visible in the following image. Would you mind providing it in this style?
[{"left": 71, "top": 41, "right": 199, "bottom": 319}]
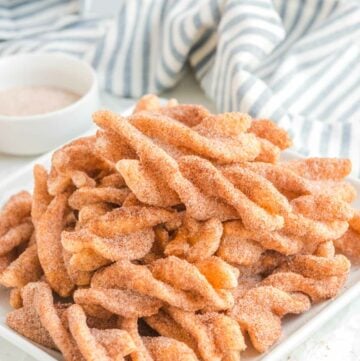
[{"left": 0, "top": 54, "right": 99, "bottom": 155}]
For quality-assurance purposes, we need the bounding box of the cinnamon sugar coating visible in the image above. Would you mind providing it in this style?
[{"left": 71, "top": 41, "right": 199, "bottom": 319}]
[{"left": 0, "top": 94, "right": 359, "bottom": 360}]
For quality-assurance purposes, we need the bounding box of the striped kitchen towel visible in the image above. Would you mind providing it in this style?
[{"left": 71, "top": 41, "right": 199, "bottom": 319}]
[{"left": 0, "top": 0, "right": 359, "bottom": 174}]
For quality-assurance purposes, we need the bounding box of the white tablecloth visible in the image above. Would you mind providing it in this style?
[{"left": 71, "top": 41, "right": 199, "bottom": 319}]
[{"left": 0, "top": 72, "right": 359, "bottom": 361}]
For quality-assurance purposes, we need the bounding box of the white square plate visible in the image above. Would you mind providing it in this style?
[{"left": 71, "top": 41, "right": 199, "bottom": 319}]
[{"left": 0, "top": 120, "right": 359, "bottom": 361}]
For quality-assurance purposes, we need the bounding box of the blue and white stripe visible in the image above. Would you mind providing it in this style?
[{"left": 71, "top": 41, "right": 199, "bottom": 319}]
[{"left": 0, "top": 0, "right": 359, "bottom": 175}]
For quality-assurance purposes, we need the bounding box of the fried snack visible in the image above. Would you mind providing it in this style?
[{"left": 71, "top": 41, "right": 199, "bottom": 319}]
[
  {"left": 129, "top": 112, "right": 260, "bottom": 164},
  {"left": 241, "top": 162, "right": 310, "bottom": 197},
  {"left": 199, "top": 312, "right": 246, "bottom": 361},
  {"left": 151, "top": 256, "right": 234, "bottom": 311},
  {"left": 32, "top": 165, "right": 53, "bottom": 227},
  {"left": 218, "top": 221, "right": 302, "bottom": 262},
  {"left": 116, "top": 159, "right": 180, "bottom": 207},
  {"left": 9, "top": 288, "right": 22, "bottom": 309},
  {"left": 283, "top": 211, "right": 348, "bottom": 244},
  {"left": 283, "top": 254, "right": 350, "bottom": 279},
  {"left": 262, "top": 272, "right": 347, "bottom": 303},
  {"left": 156, "top": 104, "right": 210, "bottom": 127},
  {"left": 98, "top": 173, "right": 126, "bottom": 188},
  {"left": 194, "top": 112, "right": 252, "bottom": 137},
  {"left": 195, "top": 257, "right": 239, "bottom": 289},
  {"left": 311, "top": 180, "right": 357, "bottom": 203},
  {"left": 32, "top": 282, "right": 82, "bottom": 361},
  {"left": 78, "top": 203, "right": 112, "bottom": 226},
  {"left": 92, "top": 260, "right": 202, "bottom": 311},
  {"left": 261, "top": 246, "right": 350, "bottom": 303},
  {"left": 2, "top": 96, "right": 359, "bottom": 359},
  {"left": 142, "top": 225, "right": 170, "bottom": 264},
  {"left": 178, "top": 156, "right": 283, "bottom": 231},
  {"left": 7, "top": 283, "right": 57, "bottom": 350},
  {"left": 122, "top": 192, "right": 144, "bottom": 207},
  {"left": 229, "top": 286, "right": 310, "bottom": 352},
  {"left": 133, "top": 95, "right": 207, "bottom": 126},
  {"left": 62, "top": 249, "right": 92, "bottom": 287},
  {"left": 0, "top": 219, "right": 33, "bottom": 256},
  {"left": 68, "top": 248, "right": 110, "bottom": 273},
  {"left": 62, "top": 227, "right": 154, "bottom": 262},
  {"left": 70, "top": 171, "right": 96, "bottom": 189},
  {"left": 349, "top": 210, "right": 360, "bottom": 233},
  {"left": 121, "top": 317, "right": 154, "bottom": 361},
  {"left": 9, "top": 282, "right": 134, "bottom": 361},
  {"left": 143, "top": 336, "right": 199, "bottom": 361},
  {"left": 249, "top": 119, "right": 292, "bottom": 150},
  {"left": 174, "top": 112, "right": 272, "bottom": 162},
  {"left": 217, "top": 221, "right": 263, "bottom": 266},
  {"left": 231, "top": 275, "right": 261, "bottom": 300},
  {"left": 95, "top": 129, "right": 136, "bottom": 166},
  {"left": 48, "top": 137, "right": 109, "bottom": 195},
  {"left": 47, "top": 170, "right": 72, "bottom": 198},
  {"left": 0, "top": 244, "right": 42, "bottom": 288},
  {"left": 62, "top": 205, "right": 179, "bottom": 269},
  {"left": 51, "top": 136, "right": 111, "bottom": 173},
  {"left": 291, "top": 194, "right": 353, "bottom": 222},
  {"left": 133, "top": 94, "right": 178, "bottom": 114},
  {"left": 220, "top": 164, "right": 290, "bottom": 214},
  {"left": 87, "top": 206, "right": 180, "bottom": 238},
  {"left": 74, "top": 288, "right": 162, "bottom": 318},
  {"left": 145, "top": 310, "right": 197, "bottom": 351},
  {"left": 0, "top": 250, "right": 16, "bottom": 273},
  {"left": 85, "top": 315, "right": 119, "bottom": 330},
  {"left": 164, "top": 217, "right": 223, "bottom": 262},
  {"left": 314, "top": 240, "right": 335, "bottom": 258},
  {"left": 67, "top": 304, "right": 135, "bottom": 361},
  {"left": 254, "top": 137, "right": 281, "bottom": 163},
  {"left": 235, "top": 251, "right": 286, "bottom": 277},
  {"left": 146, "top": 307, "right": 245, "bottom": 361},
  {"left": 0, "top": 191, "right": 32, "bottom": 237},
  {"left": 229, "top": 241, "right": 268, "bottom": 271},
  {"left": 92, "top": 257, "right": 233, "bottom": 312},
  {"left": 241, "top": 161, "right": 357, "bottom": 202},
  {"left": 68, "top": 187, "right": 130, "bottom": 210},
  {"left": 36, "top": 193, "right": 74, "bottom": 297},
  {"left": 90, "top": 328, "right": 136, "bottom": 360},
  {"left": 284, "top": 158, "right": 352, "bottom": 181},
  {"left": 222, "top": 165, "right": 350, "bottom": 244},
  {"left": 134, "top": 94, "right": 162, "bottom": 113},
  {"left": 334, "top": 229, "right": 360, "bottom": 262},
  {"left": 334, "top": 211, "right": 360, "bottom": 262},
  {"left": 94, "top": 110, "right": 237, "bottom": 221}
]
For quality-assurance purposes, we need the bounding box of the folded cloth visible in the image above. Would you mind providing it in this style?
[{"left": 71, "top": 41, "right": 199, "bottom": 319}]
[{"left": 0, "top": 0, "right": 359, "bottom": 174}]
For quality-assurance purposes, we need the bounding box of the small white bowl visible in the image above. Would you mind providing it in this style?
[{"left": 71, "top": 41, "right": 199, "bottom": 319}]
[{"left": 0, "top": 53, "right": 99, "bottom": 155}]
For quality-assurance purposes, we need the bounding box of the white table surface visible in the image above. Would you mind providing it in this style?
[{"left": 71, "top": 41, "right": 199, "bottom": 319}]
[{"left": 0, "top": 71, "right": 359, "bottom": 361}]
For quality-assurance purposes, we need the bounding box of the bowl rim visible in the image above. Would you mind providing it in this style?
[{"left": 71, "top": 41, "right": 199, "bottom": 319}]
[{"left": 0, "top": 53, "right": 98, "bottom": 123}]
